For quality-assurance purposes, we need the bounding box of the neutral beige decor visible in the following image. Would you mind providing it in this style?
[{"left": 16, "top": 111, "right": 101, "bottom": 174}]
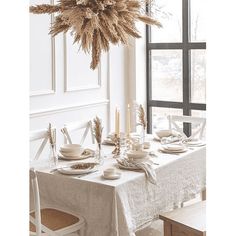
[
  {"left": 92, "top": 116, "right": 103, "bottom": 145},
  {"left": 137, "top": 104, "right": 147, "bottom": 130},
  {"left": 30, "top": 0, "right": 162, "bottom": 69}
]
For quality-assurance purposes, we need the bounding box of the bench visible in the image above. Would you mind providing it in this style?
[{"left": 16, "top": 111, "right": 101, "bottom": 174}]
[{"left": 159, "top": 201, "right": 206, "bottom": 236}]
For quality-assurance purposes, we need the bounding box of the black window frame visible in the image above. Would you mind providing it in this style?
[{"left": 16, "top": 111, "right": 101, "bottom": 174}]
[{"left": 146, "top": 0, "right": 206, "bottom": 135}]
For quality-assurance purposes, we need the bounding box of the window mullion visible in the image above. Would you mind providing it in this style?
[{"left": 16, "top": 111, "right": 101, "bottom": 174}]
[
  {"left": 146, "top": 0, "right": 205, "bottom": 134},
  {"left": 182, "top": 0, "right": 191, "bottom": 135}
]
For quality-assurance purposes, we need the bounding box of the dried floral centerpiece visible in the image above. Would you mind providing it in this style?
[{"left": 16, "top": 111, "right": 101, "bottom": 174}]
[
  {"left": 112, "top": 135, "right": 121, "bottom": 157},
  {"left": 137, "top": 104, "right": 147, "bottom": 143},
  {"left": 92, "top": 116, "right": 104, "bottom": 163},
  {"left": 29, "top": 0, "right": 162, "bottom": 70},
  {"left": 48, "top": 123, "right": 58, "bottom": 167}
]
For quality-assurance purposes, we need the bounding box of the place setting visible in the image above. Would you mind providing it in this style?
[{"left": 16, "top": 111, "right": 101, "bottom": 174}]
[
  {"left": 58, "top": 144, "right": 95, "bottom": 161},
  {"left": 55, "top": 162, "right": 99, "bottom": 177},
  {"left": 182, "top": 138, "right": 206, "bottom": 147},
  {"left": 114, "top": 139, "right": 158, "bottom": 184},
  {"left": 153, "top": 129, "right": 183, "bottom": 143},
  {"left": 158, "top": 143, "right": 188, "bottom": 154}
]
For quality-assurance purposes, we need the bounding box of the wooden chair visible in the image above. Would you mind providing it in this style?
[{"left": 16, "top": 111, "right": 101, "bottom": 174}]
[
  {"left": 61, "top": 120, "right": 95, "bottom": 145},
  {"left": 30, "top": 128, "right": 55, "bottom": 161},
  {"left": 29, "top": 168, "right": 85, "bottom": 236},
  {"left": 167, "top": 115, "right": 206, "bottom": 139}
]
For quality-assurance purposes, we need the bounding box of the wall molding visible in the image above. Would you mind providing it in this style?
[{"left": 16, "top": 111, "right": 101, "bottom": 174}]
[
  {"left": 30, "top": 99, "right": 109, "bottom": 118},
  {"left": 63, "top": 33, "right": 101, "bottom": 92},
  {"left": 30, "top": 0, "right": 56, "bottom": 97}
]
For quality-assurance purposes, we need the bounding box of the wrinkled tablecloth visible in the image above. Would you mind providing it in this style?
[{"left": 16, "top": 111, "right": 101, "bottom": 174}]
[{"left": 35, "top": 143, "right": 206, "bottom": 236}]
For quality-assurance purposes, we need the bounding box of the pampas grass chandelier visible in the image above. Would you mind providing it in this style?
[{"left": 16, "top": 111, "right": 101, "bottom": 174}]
[{"left": 30, "top": 0, "right": 162, "bottom": 70}]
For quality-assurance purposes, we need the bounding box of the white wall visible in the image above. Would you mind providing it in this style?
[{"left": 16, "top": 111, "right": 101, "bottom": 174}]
[{"left": 30, "top": 0, "right": 129, "bottom": 147}]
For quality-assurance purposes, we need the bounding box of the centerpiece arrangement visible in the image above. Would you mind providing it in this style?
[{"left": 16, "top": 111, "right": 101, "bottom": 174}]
[
  {"left": 137, "top": 104, "right": 147, "bottom": 144},
  {"left": 48, "top": 123, "right": 58, "bottom": 167},
  {"left": 29, "top": 0, "right": 162, "bottom": 70},
  {"left": 92, "top": 116, "right": 104, "bottom": 164}
]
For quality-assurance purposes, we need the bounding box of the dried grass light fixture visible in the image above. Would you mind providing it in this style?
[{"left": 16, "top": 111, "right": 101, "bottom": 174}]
[{"left": 30, "top": 0, "right": 162, "bottom": 70}]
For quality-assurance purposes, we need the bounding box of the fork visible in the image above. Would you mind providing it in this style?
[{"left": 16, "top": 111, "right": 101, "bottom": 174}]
[{"left": 76, "top": 170, "right": 99, "bottom": 178}]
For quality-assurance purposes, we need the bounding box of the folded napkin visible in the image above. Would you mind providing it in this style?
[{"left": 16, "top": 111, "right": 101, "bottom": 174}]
[
  {"left": 102, "top": 138, "right": 115, "bottom": 145},
  {"left": 117, "top": 158, "right": 157, "bottom": 185},
  {"left": 161, "top": 134, "right": 183, "bottom": 145}
]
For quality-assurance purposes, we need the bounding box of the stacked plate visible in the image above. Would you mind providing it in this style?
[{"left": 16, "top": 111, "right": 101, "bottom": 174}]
[
  {"left": 57, "top": 162, "right": 97, "bottom": 175},
  {"left": 182, "top": 139, "right": 206, "bottom": 147},
  {"left": 153, "top": 129, "right": 181, "bottom": 142},
  {"left": 159, "top": 143, "right": 187, "bottom": 154},
  {"left": 59, "top": 144, "right": 94, "bottom": 160}
]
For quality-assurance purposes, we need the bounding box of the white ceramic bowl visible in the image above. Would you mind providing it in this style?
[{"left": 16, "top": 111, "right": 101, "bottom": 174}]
[
  {"left": 103, "top": 168, "right": 117, "bottom": 176},
  {"left": 126, "top": 150, "right": 148, "bottom": 159},
  {"left": 60, "top": 144, "right": 84, "bottom": 156},
  {"left": 155, "top": 129, "right": 172, "bottom": 138},
  {"left": 60, "top": 150, "right": 84, "bottom": 157}
]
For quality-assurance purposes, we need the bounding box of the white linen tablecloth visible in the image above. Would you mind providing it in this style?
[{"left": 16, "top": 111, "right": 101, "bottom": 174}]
[{"left": 35, "top": 140, "right": 206, "bottom": 236}]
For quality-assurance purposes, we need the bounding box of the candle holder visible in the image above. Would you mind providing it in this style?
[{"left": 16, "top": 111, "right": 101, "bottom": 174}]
[
  {"left": 125, "top": 133, "right": 132, "bottom": 151},
  {"left": 112, "top": 134, "right": 121, "bottom": 157}
]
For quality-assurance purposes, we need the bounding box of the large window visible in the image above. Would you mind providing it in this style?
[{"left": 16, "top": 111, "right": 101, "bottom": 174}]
[{"left": 146, "top": 0, "right": 206, "bottom": 135}]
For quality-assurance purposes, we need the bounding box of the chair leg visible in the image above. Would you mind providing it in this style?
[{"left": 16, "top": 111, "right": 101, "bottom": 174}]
[
  {"left": 79, "top": 227, "right": 86, "bottom": 236},
  {"left": 201, "top": 189, "right": 206, "bottom": 201}
]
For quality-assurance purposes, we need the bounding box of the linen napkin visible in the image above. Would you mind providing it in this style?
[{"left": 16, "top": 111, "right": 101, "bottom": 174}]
[
  {"left": 117, "top": 158, "right": 157, "bottom": 185},
  {"left": 161, "top": 134, "right": 183, "bottom": 145}
]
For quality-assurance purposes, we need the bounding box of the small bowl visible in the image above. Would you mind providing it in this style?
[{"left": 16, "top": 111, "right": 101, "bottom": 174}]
[
  {"left": 103, "top": 168, "right": 118, "bottom": 176},
  {"left": 126, "top": 150, "right": 148, "bottom": 159},
  {"left": 155, "top": 129, "right": 172, "bottom": 138}
]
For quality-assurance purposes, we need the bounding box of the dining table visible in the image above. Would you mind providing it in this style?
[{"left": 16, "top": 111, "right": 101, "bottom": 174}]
[{"left": 34, "top": 134, "right": 206, "bottom": 236}]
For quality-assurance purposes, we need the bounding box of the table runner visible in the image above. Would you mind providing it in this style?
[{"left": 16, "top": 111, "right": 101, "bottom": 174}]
[{"left": 36, "top": 143, "right": 206, "bottom": 236}]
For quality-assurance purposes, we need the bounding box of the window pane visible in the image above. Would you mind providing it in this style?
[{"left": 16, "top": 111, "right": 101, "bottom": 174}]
[
  {"left": 151, "top": 107, "right": 183, "bottom": 132},
  {"left": 191, "top": 110, "right": 206, "bottom": 139},
  {"left": 151, "top": 0, "right": 182, "bottom": 43},
  {"left": 191, "top": 110, "right": 206, "bottom": 118},
  {"left": 151, "top": 50, "right": 183, "bottom": 102},
  {"left": 190, "top": 0, "right": 206, "bottom": 42},
  {"left": 191, "top": 50, "right": 206, "bottom": 103}
]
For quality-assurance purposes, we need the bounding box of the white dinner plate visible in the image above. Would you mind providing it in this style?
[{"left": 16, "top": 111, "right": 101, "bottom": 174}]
[
  {"left": 163, "top": 144, "right": 186, "bottom": 151},
  {"left": 57, "top": 164, "right": 97, "bottom": 175},
  {"left": 116, "top": 162, "right": 141, "bottom": 170},
  {"left": 58, "top": 149, "right": 94, "bottom": 160},
  {"left": 182, "top": 139, "right": 206, "bottom": 147},
  {"left": 158, "top": 147, "right": 188, "bottom": 154},
  {"left": 102, "top": 173, "right": 121, "bottom": 180}
]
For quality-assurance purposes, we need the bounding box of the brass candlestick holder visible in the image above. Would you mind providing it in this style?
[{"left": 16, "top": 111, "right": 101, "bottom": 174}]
[{"left": 112, "top": 134, "right": 121, "bottom": 157}]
